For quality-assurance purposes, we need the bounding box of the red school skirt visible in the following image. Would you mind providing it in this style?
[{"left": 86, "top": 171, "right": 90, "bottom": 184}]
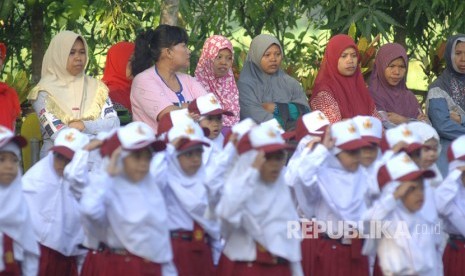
[
  {"left": 443, "top": 234, "right": 465, "bottom": 276},
  {"left": 216, "top": 243, "right": 292, "bottom": 276},
  {"left": 0, "top": 235, "right": 21, "bottom": 276},
  {"left": 80, "top": 248, "right": 107, "bottom": 276},
  {"left": 170, "top": 223, "right": 215, "bottom": 276},
  {"left": 38, "top": 244, "right": 78, "bottom": 276},
  {"left": 101, "top": 249, "right": 162, "bottom": 276},
  {"left": 314, "top": 235, "right": 369, "bottom": 276}
]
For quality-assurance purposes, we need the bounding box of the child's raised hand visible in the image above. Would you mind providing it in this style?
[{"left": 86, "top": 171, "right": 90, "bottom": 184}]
[
  {"left": 189, "top": 112, "right": 201, "bottom": 122},
  {"left": 321, "top": 126, "right": 335, "bottom": 150},
  {"left": 107, "top": 146, "right": 122, "bottom": 177},
  {"left": 229, "top": 133, "right": 239, "bottom": 147},
  {"left": 83, "top": 139, "right": 103, "bottom": 151},
  {"left": 394, "top": 181, "right": 416, "bottom": 199},
  {"left": 252, "top": 150, "right": 266, "bottom": 169},
  {"left": 305, "top": 137, "right": 321, "bottom": 150},
  {"left": 391, "top": 141, "right": 408, "bottom": 153}
]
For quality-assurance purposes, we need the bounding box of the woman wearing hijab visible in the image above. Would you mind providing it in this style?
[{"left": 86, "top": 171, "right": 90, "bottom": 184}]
[
  {"left": 28, "top": 31, "right": 120, "bottom": 159},
  {"left": 369, "top": 43, "right": 428, "bottom": 128},
  {"left": 102, "top": 41, "right": 135, "bottom": 112},
  {"left": 195, "top": 35, "right": 240, "bottom": 131},
  {"left": 310, "top": 34, "right": 380, "bottom": 123},
  {"left": 427, "top": 34, "right": 465, "bottom": 177},
  {"left": 0, "top": 42, "right": 21, "bottom": 131},
  {"left": 238, "top": 34, "right": 310, "bottom": 131}
]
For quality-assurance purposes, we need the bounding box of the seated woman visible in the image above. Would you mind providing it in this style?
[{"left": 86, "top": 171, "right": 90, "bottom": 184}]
[
  {"left": 195, "top": 35, "right": 240, "bottom": 132},
  {"left": 238, "top": 34, "right": 310, "bottom": 131},
  {"left": 310, "top": 34, "right": 380, "bottom": 123},
  {"left": 427, "top": 34, "right": 465, "bottom": 177},
  {"left": 28, "top": 31, "right": 120, "bottom": 159},
  {"left": 130, "top": 25, "right": 208, "bottom": 133},
  {"left": 0, "top": 42, "right": 21, "bottom": 131},
  {"left": 369, "top": 43, "right": 428, "bottom": 128},
  {"left": 102, "top": 41, "right": 135, "bottom": 123}
]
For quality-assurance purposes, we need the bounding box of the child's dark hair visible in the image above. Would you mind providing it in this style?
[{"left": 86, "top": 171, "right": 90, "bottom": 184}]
[{"left": 132, "top": 25, "right": 189, "bottom": 76}]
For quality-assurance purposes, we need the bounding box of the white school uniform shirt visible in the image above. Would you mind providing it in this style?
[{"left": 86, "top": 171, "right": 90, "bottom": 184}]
[
  {"left": 202, "top": 133, "right": 224, "bottom": 167},
  {"left": 80, "top": 165, "right": 176, "bottom": 275},
  {"left": 216, "top": 150, "right": 303, "bottom": 276},
  {"left": 293, "top": 144, "right": 369, "bottom": 233},
  {"left": 0, "top": 172, "right": 39, "bottom": 275},
  {"left": 22, "top": 150, "right": 89, "bottom": 257},
  {"left": 157, "top": 145, "right": 221, "bottom": 238},
  {"left": 363, "top": 181, "right": 442, "bottom": 276},
  {"left": 435, "top": 163, "right": 465, "bottom": 236}
]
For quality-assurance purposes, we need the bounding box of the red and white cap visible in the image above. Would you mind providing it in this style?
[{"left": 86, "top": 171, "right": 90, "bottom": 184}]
[
  {"left": 237, "top": 124, "right": 294, "bottom": 155},
  {"left": 0, "top": 125, "right": 27, "bottom": 149},
  {"left": 331, "top": 119, "right": 370, "bottom": 151},
  {"left": 381, "top": 123, "right": 423, "bottom": 153},
  {"left": 188, "top": 93, "right": 234, "bottom": 117},
  {"left": 447, "top": 135, "right": 465, "bottom": 162},
  {"left": 157, "top": 109, "right": 194, "bottom": 138},
  {"left": 117, "top": 121, "right": 166, "bottom": 152},
  {"left": 167, "top": 119, "right": 210, "bottom": 151},
  {"left": 289, "top": 110, "right": 330, "bottom": 141},
  {"left": 231, "top": 118, "right": 256, "bottom": 139},
  {"left": 50, "top": 128, "right": 90, "bottom": 160},
  {"left": 377, "top": 152, "right": 435, "bottom": 188},
  {"left": 353, "top": 116, "right": 383, "bottom": 145},
  {"left": 260, "top": 118, "right": 285, "bottom": 134}
]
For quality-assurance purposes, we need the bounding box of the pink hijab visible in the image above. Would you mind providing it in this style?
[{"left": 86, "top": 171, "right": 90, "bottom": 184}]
[{"left": 195, "top": 35, "right": 240, "bottom": 127}]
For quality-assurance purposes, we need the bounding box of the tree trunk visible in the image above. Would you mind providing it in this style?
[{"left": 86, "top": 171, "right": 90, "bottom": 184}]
[
  {"left": 160, "top": 0, "right": 179, "bottom": 26},
  {"left": 393, "top": 26, "right": 407, "bottom": 49},
  {"left": 30, "top": 2, "right": 45, "bottom": 84}
]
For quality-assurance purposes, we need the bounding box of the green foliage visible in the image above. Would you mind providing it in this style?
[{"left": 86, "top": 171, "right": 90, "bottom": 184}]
[{"left": 5, "top": 70, "right": 33, "bottom": 104}]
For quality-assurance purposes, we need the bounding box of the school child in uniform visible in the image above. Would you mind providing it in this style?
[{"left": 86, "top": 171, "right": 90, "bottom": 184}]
[
  {"left": 292, "top": 119, "right": 372, "bottom": 276},
  {"left": 283, "top": 110, "right": 329, "bottom": 276},
  {"left": 408, "top": 121, "right": 446, "bottom": 271},
  {"left": 80, "top": 121, "right": 175, "bottom": 276},
  {"left": 353, "top": 115, "right": 384, "bottom": 205},
  {"left": 188, "top": 92, "right": 234, "bottom": 151},
  {"left": 22, "top": 128, "right": 91, "bottom": 276},
  {"left": 216, "top": 123, "right": 303, "bottom": 276},
  {"left": 363, "top": 152, "right": 442, "bottom": 276},
  {"left": 0, "top": 126, "right": 39, "bottom": 276},
  {"left": 381, "top": 123, "right": 424, "bottom": 164},
  {"left": 159, "top": 118, "right": 221, "bottom": 276},
  {"left": 435, "top": 135, "right": 465, "bottom": 276}
]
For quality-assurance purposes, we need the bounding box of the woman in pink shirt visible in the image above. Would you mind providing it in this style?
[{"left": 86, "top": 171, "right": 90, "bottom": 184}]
[{"left": 130, "top": 25, "right": 207, "bottom": 133}]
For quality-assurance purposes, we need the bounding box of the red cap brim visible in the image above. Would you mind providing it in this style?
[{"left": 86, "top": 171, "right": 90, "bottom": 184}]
[
  {"left": 361, "top": 135, "right": 381, "bottom": 145},
  {"left": 203, "top": 108, "right": 234, "bottom": 117},
  {"left": 404, "top": 143, "right": 423, "bottom": 154},
  {"left": 256, "top": 143, "right": 295, "bottom": 153},
  {"left": 100, "top": 133, "right": 121, "bottom": 157},
  {"left": 50, "top": 146, "right": 74, "bottom": 160},
  {"left": 282, "top": 131, "right": 296, "bottom": 140},
  {"left": 337, "top": 139, "right": 371, "bottom": 151},
  {"left": 447, "top": 145, "right": 465, "bottom": 162},
  {"left": 177, "top": 139, "right": 210, "bottom": 152},
  {"left": 397, "top": 169, "right": 436, "bottom": 182}
]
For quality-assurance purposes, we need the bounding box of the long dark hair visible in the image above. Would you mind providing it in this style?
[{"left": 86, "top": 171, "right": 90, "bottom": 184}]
[{"left": 132, "top": 25, "right": 189, "bottom": 76}]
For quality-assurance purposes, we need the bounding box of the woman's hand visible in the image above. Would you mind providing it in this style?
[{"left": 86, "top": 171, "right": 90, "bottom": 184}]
[
  {"left": 262, "top": 102, "right": 276, "bottom": 113},
  {"left": 68, "top": 120, "right": 85, "bottom": 131},
  {"left": 450, "top": 111, "right": 461, "bottom": 124},
  {"left": 387, "top": 112, "right": 408, "bottom": 124}
]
